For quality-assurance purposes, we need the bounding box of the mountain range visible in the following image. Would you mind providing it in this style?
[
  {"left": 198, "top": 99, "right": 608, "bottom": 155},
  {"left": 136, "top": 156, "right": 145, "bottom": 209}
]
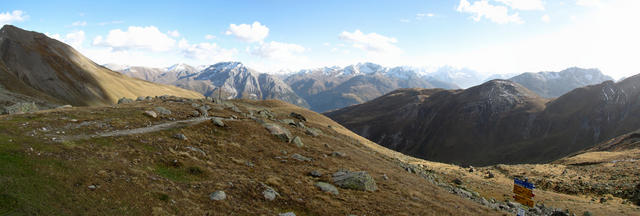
[
  {"left": 326, "top": 75, "right": 640, "bottom": 166},
  {"left": 0, "top": 25, "right": 202, "bottom": 110},
  {"left": 508, "top": 67, "right": 613, "bottom": 98}
]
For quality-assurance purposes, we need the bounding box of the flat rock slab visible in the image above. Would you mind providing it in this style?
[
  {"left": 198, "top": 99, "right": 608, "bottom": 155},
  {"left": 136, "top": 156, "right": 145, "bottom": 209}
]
[{"left": 332, "top": 171, "right": 377, "bottom": 192}]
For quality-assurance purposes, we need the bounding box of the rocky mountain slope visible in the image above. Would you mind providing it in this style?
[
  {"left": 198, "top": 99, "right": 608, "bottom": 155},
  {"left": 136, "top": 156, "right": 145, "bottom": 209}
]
[
  {"left": 285, "top": 63, "right": 459, "bottom": 112},
  {"left": 326, "top": 76, "right": 640, "bottom": 166},
  {"left": 1, "top": 97, "right": 636, "bottom": 215},
  {"left": 0, "top": 25, "right": 202, "bottom": 110},
  {"left": 509, "top": 67, "right": 612, "bottom": 98}
]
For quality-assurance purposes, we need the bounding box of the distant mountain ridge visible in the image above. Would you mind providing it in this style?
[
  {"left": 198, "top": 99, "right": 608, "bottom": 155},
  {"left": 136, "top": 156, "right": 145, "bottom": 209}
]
[
  {"left": 509, "top": 67, "right": 612, "bottom": 98},
  {"left": 326, "top": 74, "right": 640, "bottom": 166}
]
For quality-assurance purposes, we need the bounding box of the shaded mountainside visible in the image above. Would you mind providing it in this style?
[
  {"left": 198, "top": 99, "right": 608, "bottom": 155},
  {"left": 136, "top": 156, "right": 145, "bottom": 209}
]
[
  {"left": 327, "top": 76, "right": 640, "bottom": 166},
  {"left": 285, "top": 63, "right": 459, "bottom": 112},
  {"left": 509, "top": 67, "right": 612, "bottom": 98},
  {"left": 0, "top": 25, "right": 202, "bottom": 108}
]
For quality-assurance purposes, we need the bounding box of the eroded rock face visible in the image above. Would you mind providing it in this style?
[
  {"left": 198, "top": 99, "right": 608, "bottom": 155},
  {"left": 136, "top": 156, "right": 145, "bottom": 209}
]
[{"left": 332, "top": 171, "right": 377, "bottom": 192}]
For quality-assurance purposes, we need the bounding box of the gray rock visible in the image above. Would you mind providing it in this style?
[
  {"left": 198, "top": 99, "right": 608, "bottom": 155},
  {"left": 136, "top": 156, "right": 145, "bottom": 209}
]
[
  {"left": 186, "top": 146, "right": 206, "bottom": 156},
  {"left": 144, "top": 110, "right": 158, "bottom": 118},
  {"left": 382, "top": 174, "right": 389, "bottom": 180},
  {"left": 453, "top": 178, "right": 463, "bottom": 185},
  {"left": 331, "top": 151, "right": 346, "bottom": 157},
  {"left": 263, "top": 123, "right": 292, "bottom": 142},
  {"left": 305, "top": 128, "right": 321, "bottom": 137},
  {"left": 296, "top": 121, "right": 305, "bottom": 128},
  {"left": 279, "top": 212, "right": 296, "bottom": 216},
  {"left": 583, "top": 211, "right": 592, "bottom": 216},
  {"left": 263, "top": 186, "right": 279, "bottom": 201},
  {"left": 257, "top": 109, "right": 274, "bottom": 119},
  {"left": 191, "top": 103, "right": 200, "bottom": 108},
  {"left": 315, "top": 182, "right": 339, "bottom": 195},
  {"left": 136, "top": 96, "right": 145, "bottom": 101},
  {"left": 209, "top": 191, "right": 226, "bottom": 201},
  {"left": 212, "top": 118, "right": 225, "bottom": 127},
  {"left": 292, "top": 136, "right": 304, "bottom": 147},
  {"left": 289, "top": 112, "right": 307, "bottom": 122},
  {"left": 197, "top": 106, "right": 209, "bottom": 117},
  {"left": 145, "top": 96, "right": 153, "bottom": 101},
  {"left": 173, "top": 133, "right": 187, "bottom": 140},
  {"left": 332, "top": 171, "right": 377, "bottom": 192},
  {"left": 280, "top": 119, "right": 296, "bottom": 126},
  {"left": 3, "top": 102, "right": 38, "bottom": 114},
  {"left": 117, "top": 97, "right": 134, "bottom": 104},
  {"left": 291, "top": 153, "right": 311, "bottom": 162},
  {"left": 309, "top": 170, "right": 322, "bottom": 177},
  {"left": 154, "top": 107, "right": 172, "bottom": 115},
  {"left": 191, "top": 111, "right": 201, "bottom": 117},
  {"left": 88, "top": 185, "right": 97, "bottom": 190},
  {"left": 507, "top": 201, "right": 519, "bottom": 208}
]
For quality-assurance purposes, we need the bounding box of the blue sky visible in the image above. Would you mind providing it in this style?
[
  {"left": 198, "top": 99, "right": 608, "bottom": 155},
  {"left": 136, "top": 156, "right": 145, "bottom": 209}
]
[{"left": 1, "top": 0, "right": 638, "bottom": 78}]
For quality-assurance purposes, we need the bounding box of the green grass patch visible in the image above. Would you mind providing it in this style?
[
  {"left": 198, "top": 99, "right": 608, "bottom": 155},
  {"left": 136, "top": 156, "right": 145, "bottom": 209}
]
[{"left": 155, "top": 165, "right": 206, "bottom": 182}]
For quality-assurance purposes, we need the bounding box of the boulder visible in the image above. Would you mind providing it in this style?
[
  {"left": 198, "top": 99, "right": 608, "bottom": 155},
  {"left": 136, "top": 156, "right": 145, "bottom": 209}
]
[
  {"left": 263, "top": 123, "right": 292, "bottom": 142},
  {"left": 291, "top": 153, "right": 311, "bottom": 162},
  {"left": 290, "top": 112, "right": 307, "bottom": 122},
  {"left": 212, "top": 118, "right": 225, "bottom": 127},
  {"left": 144, "top": 110, "right": 158, "bottom": 118},
  {"left": 315, "top": 182, "right": 339, "bottom": 195},
  {"left": 292, "top": 136, "right": 304, "bottom": 147},
  {"left": 173, "top": 133, "right": 188, "bottom": 140},
  {"left": 117, "top": 97, "right": 134, "bottom": 104},
  {"left": 209, "top": 191, "right": 226, "bottom": 201},
  {"left": 154, "top": 107, "right": 172, "bottom": 115},
  {"left": 263, "top": 186, "right": 279, "bottom": 201},
  {"left": 332, "top": 171, "right": 377, "bottom": 192}
]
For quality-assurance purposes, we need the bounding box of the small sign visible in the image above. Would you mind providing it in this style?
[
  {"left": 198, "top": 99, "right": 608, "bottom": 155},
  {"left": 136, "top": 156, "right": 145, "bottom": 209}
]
[
  {"left": 517, "top": 208, "right": 526, "bottom": 216},
  {"left": 514, "top": 178, "right": 535, "bottom": 189},
  {"left": 513, "top": 184, "right": 535, "bottom": 198},
  {"left": 513, "top": 194, "right": 534, "bottom": 208}
]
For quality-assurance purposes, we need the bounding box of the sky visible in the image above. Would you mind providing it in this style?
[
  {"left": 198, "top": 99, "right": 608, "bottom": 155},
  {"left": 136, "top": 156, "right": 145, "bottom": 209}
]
[{"left": 1, "top": 0, "right": 639, "bottom": 79}]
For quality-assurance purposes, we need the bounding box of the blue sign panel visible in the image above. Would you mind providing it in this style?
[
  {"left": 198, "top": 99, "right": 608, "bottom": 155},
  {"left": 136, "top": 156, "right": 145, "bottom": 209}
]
[{"left": 514, "top": 178, "right": 535, "bottom": 189}]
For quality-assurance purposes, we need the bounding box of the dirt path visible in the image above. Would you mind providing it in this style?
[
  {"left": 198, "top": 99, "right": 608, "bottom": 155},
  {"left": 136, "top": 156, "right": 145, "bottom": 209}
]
[{"left": 59, "top": 116, "right": 228, "bottom": 141}]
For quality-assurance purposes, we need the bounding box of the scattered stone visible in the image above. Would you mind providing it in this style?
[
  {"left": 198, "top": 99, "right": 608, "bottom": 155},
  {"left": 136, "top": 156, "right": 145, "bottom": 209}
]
[
  {"left": 191, "top": 103, "right": 200, "bottom": 108},
  {"left": 551, "top": 211, "right": 569, "bottom": 216},
  {"left": 55, "top": 105, "right": 72, "bottom": 109},
  {"left": 136, "top": 96, "right": 145, "bottom": 101},
  {"left": 305, "top": 128, "right": 321, "bottom": 137},
  {"left": 453, "top": 178, "right": 463, "bottom": 185},
  {"left": 292, "top": 136, "right": 304, "bottom": 147},
  {"left": 197, "top": 106, "right": 209, "bottom": 117},
  {"left": 173, "top": 133, "right": 188, "bottom": 140},
  {"left": 209, "top": 191, "right": 226, "bottom": 201},
  {"left": 191, "top": 111, "right": 201, "bottom": 117},
  {"left": 599, "top": 197, "right": 607, "bottom": 203},
  {"left": 263, "top": 186, "right": 279, "bottom": 201},
  {"left": 263, "top": 123, "right": 292, "bottom": 142},
  {"left": 485, "top": 171, "right": 495, "bottom": 179},
  {"left": 280, "top": 119, "right": 296, "bottom": 126},
  {"left": 315, "top": 182, "right": 339, "bottom": 195},
  {"left": 117, "top": 97, "right": 134, "bottom": 104},
  {"left": 382, "top": 174, "right": 389, "bottom": 180},
  {"left": 154, "top": 107, "right": 172, "bottom": 115},
  {"left": 296, "top": 121, "right": 305, "bottom": 128},
  {"left": 583, "top": 211, "right": 593, "bottom": 216},
  {"left": 143, "top": 110, "right": 158, "bottom": 118},
  {"left": 291, "top": 153, "right": 311, "bottom": 162},
  {"left": 88, "top": 185, "right": 97, "bottom": 190},
  {"left": 145, "top": 96, "right": 153, "bottom": 101},
  {"left": 279, "top": 212, "right": 296, "bottom": 216},
  {"left": 289, "top": 112, "right": 307, "bottom": 122},
  {"left": 212, "top": 118, "right": 225, "bottom": 127},
  {"left": 507, "top": 201, "right": 519, "bottom": 208},
  {"left": 257, "top": 109, "right": 275, "bottom": 119},
  {"left": 332, "top": 171, "right": 377, "bottom": 192},
  {"left": 468, "top": 166, "right": 475, "bottom": 173},
  {"left": 309, "top": 170, "right": 322, "bottom": 177},
  {"left": 331, "top": 151, "right": 346, "bottom": 157},
  {"left": 186, "top": 146, "right": 206, "bottom": 156},
  {"left": 2, "top": 102, "right": 39, "bottom": 114}
]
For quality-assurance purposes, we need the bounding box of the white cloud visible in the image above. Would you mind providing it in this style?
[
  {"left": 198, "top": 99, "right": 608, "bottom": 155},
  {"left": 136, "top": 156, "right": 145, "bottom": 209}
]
[
  {"left": 400, "top": 19, "right": 411, "bottom": 23},
  {"left": 541, "top": 14, "right": 550, "bottom": 22},
  {"left": 0, "top": 10, "right": 28, "bottom": 25},
  {"left": 225, "top": 21, "right": 269, "bottom": 43},
  {"left": 72, "top": 21, "right": 87, "bottom": 27},
  {"left": 178, "top": 39, "right": 237, "bottom": 62},
  {"left": 167, "top": 30, "right": 180, "bottom": 37},
  {"left": 416, "top": 13, "right": 435, "bottom": 20},
  {"left": 323, "top": 42, "right": 330, "bottom": 46},
  {"left": 495, "top": 0, "right": 545, "bottom": 10},
  {"left": 92, "top": 26, "right": 176, "bottom": 52},
  {"left": 46, "top": 30, "right": 85, "bottom": 49},
  {"left": 457, "top": 0, "right": 524, "bottom": 24},
  {"left": 205, "top": 34, "right": 216, "bottom": 40},
  {"left": 249, "top": 41, "right": 306, "bottom": 61},
  {"left": 576, "top": 0, "right": 601, "bottom": 7},
  {"left": 338, "top": 30, "right": 401, "bottom": 54}
]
